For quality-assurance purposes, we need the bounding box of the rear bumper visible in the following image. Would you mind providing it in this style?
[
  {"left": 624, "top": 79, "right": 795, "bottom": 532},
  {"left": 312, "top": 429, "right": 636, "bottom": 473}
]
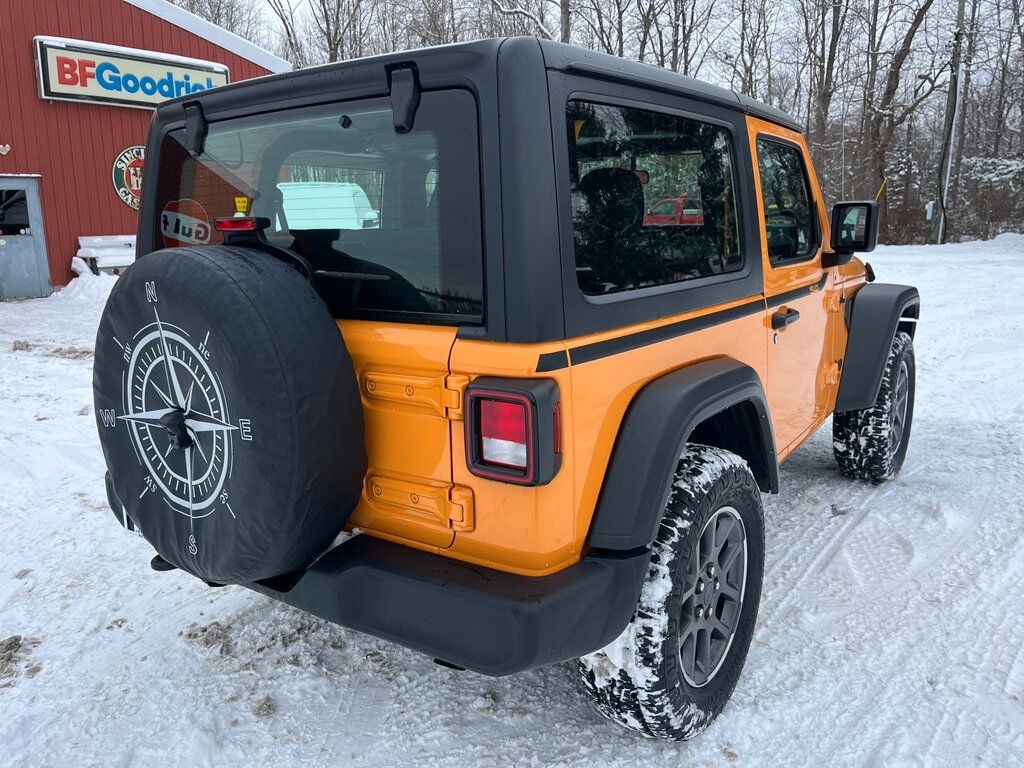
[{"left": 247, "top": 535, "right": 650, "bottom": 676}]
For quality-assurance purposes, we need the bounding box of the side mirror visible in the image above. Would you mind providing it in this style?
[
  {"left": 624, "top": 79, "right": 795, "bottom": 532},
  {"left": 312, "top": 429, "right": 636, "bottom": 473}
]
[
  {"left": 362, "top": 210, "right": 380, "bottom": 229},
  {"left": 830, "top": 201, "right": 879, "bottom": 254}
]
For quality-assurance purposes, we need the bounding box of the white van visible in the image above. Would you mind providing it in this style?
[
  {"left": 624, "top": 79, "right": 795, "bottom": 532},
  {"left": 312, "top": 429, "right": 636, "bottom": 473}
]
[{"left": 277, "top": 182, "right": 380, "bottom": 230}]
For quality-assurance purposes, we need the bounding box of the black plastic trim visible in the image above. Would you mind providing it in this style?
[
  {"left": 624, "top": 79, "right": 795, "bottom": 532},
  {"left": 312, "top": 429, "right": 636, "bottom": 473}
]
[
  {"left": 587, "top": 358, "right": 778, "bottom": 551},
  {"left": 387, "top": 65, "right": 421, "bottom": 132},
  {"left": 183, "top": 101, "right": 208, "bottom": 156},
  {"left": 495, "top": 38, "right": 567, "bottom": 343},
  {"left": 771, "top": 308, "right": 800, "bottom": 329},
  {"left": 821, "top": 250, "right": 855, "bottom": 268},
  {"left": 246, "top": 534, "right": 650, "bottom": 676},
  {"left": 835, "top": 283, "right": 920, "bottom": 412}
]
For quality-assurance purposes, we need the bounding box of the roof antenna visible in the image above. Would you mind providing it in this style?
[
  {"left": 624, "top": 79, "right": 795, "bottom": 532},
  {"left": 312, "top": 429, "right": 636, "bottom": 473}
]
[
  {"left": 388, "top": 66, "right": 421, "bottom": 133},
  {"left": 183, "top": 101, "right": 208, "bottom": 156}
]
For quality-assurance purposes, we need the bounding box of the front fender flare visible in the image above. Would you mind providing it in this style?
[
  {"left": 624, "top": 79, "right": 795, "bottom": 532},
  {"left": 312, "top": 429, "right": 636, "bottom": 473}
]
[{"left": 836, "top": 283, "right": 920, "bottom": 412}]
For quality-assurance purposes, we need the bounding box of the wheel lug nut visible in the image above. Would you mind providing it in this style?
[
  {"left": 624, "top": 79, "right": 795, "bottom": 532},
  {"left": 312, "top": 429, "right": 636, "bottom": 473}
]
[
  {"left": 714, "top": 579, "right": 720, "bottom": 590},
  {"left": 695, "top": 606, "right": 704, "bottom": 619},
  {"left": 708, "top": 565, "right": 716, "bottom": 576},
  {"left": 696, "top": 581, "right": 704, "bottom": 594}
]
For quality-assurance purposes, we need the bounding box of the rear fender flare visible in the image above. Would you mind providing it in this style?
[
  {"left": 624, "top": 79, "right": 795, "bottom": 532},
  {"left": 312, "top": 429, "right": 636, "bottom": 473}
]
[{"left": 586, "top": 358, "right": 778, "bottom": 551}]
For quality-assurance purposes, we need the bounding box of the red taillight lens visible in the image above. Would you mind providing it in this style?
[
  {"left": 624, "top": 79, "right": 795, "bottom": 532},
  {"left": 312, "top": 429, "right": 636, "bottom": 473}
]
[
  {"left": 479, "top": 398, "right": 529, "bottom": 469},
  {"left": 214, "top": 216, "right": 260, "bottom": 232}
]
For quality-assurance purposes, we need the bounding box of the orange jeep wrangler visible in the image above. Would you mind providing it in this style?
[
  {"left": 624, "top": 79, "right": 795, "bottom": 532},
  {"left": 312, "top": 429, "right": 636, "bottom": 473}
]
[{"left": 94, "top": 38, "right": 920, "bottom": 740}]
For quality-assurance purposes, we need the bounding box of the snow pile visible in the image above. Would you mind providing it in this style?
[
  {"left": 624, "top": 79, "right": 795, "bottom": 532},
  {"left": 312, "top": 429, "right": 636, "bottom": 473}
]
[
  {"left": 1, "top": 238, "right": 1024, "bottom": 766},
  {"left": 50, "top": 258, "right": 118, "bottom": 304}
]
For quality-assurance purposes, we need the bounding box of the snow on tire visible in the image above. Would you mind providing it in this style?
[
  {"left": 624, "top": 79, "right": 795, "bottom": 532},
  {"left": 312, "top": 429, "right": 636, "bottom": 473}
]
[
  {"left": 578, "top": 444, "right": 765, "bottom": 741},
  {"left": 833, "top": 331, "right": 916, "bottom": 483}
]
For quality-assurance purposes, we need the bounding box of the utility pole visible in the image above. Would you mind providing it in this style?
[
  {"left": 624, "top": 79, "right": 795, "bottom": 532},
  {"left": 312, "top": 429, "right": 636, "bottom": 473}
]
[{"left": 934, "top": 0, "right": 967, "bottom": 244}]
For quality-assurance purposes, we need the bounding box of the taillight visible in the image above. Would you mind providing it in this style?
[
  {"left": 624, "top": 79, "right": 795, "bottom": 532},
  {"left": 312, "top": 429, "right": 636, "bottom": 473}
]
[
  {"left": 465, "top": 379, "right": 561, "bottom": 486},
  {"left": 479, "top": 398, "right": 529, "bottom": 469}
]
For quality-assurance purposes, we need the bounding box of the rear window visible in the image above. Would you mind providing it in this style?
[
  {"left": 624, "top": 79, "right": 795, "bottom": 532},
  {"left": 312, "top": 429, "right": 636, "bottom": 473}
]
[{"left": 153, "top": 90, "right": 483, "bottom": 321}]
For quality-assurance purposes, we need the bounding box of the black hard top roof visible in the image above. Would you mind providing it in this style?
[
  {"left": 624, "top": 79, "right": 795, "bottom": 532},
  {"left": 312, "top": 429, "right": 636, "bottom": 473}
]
[
  {"left": 159, "top": 37, "right": 802, "bottom": 132},
  {"left": 535, "top": 40, "right": 802, "bottom": 132}
]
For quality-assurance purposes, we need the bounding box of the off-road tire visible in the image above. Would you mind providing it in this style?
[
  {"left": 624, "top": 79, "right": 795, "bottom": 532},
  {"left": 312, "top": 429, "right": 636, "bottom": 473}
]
[
  {"left": 833, "top": 331, "right": 915, "bottom": 482},
  {"left": 578, "top": 445, "right": 765, "bottom": 741}
]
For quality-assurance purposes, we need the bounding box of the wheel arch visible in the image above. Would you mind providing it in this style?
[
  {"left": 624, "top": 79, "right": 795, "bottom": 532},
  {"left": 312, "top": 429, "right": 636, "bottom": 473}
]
[
  {"left": 585, "top": 357, "right": 778, "bottom": 551},
  {"left": 836, "top": 283, "right": 920, "bottom": 413}
]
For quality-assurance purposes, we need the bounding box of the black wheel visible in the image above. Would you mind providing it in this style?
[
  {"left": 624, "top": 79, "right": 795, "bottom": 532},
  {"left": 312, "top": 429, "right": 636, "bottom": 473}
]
[
  {"left": 833, "top": 331, "right": 915, "bottom": 482},
  {"left": 93, "top": 246, "right": 366, "bottom": 585},
  {"left": 579, "top": 445, "right": 765, "bottom": 741}
]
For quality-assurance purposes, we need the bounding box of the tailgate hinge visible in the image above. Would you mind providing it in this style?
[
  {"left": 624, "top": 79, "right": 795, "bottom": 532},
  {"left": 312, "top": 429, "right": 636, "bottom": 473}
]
[
  {"left": 367, "top": 475, "right": 475, "bottom": 532},
  {"left": 446, "top": 486, "right": 475, "bottom": 531},
  {"left": 443, "top": 374, "right": 468, "bottom": 420},
  {"left": 363, "top": 372, "right": 468, "bottom": 420}
]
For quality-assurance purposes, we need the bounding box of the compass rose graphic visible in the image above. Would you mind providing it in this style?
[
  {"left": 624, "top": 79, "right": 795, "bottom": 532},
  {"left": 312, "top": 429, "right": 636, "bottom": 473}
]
[{"left": 103, "top": 285, "right": 254, "bottom": 555}]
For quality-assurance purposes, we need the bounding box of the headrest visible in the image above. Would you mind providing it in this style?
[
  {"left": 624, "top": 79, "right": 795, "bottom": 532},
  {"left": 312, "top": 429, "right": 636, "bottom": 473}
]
[
  {"left": 287, "top": 229, "right": 341, "bottom": 257},
  {"left": 578, "top": 167, "right": 644, "bottom": 236}
]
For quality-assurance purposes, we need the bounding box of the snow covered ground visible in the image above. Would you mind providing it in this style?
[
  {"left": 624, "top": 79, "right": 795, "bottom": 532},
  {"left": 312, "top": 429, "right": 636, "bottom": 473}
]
[{"left": 2, "top": 237, "right": 1023, "bottom": 767}]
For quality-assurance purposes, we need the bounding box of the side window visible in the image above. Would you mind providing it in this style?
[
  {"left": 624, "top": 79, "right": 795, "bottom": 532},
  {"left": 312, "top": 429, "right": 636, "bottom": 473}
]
[
  {"left": 756, "top": 138, "right": 817, "bottom": 262},
  {"left": 567, "top": 100, "right": 741, "bottom": 296}
]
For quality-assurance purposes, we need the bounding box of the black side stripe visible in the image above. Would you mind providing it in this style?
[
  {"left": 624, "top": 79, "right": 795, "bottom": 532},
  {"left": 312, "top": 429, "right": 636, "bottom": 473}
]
[
  {"left": 536, "top": 350, "right": 569, "bottom": 372},
  {"left": 533, "top": 273, "right": 830, "bottom": 371},
  {"left": 568, "top": 297, "right": 765, "bottom": 367},
  {"left": 766, "top": 273, "right": 829, "bottom": 309}
]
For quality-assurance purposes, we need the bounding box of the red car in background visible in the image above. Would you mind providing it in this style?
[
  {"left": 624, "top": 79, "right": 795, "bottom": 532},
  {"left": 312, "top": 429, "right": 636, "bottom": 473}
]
[{"left": 644, "top": 196, "right": 704, "bottom": 226}]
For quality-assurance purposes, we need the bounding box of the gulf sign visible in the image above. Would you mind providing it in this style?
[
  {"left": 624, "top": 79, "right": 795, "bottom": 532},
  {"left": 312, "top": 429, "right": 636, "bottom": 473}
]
[{"left": 35, "top": 37, "right": 229, "bottom": 110}]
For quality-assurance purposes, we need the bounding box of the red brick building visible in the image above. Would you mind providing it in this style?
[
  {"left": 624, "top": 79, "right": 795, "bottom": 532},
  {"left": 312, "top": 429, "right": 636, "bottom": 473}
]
[{"left": 0, "top": 0, "right": 289, "bottom": 298}]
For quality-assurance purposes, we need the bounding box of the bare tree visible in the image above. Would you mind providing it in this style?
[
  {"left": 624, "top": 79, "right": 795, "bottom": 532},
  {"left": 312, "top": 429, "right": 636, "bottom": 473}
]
[
  {"left": 850, "top": 0, "right": 941, "bottom": 235},
  {"left": 798, "top": 0, "right": 851, "bottom": 142},
  {"left": 719, "top": 0, "right": 778, "bottom": 99},
  {"left": 171, "top": 0, "right": 269, "bottom": 45},
  {"left": 643, "top": 0, "right": 721, "bottom": 75},
  {"left": 267, "top": 0, "right": 310, "bottom": 67},
  {"left": 249, "top": 0, "right": 1020, "bottom": 242},
  {"left": 491, "top": 0, "right": 572, "bottom": 40}
]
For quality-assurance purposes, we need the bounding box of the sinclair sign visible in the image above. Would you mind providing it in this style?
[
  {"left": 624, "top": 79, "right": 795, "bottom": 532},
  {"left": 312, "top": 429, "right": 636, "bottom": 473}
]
[{"left": 35, "top": 36, "right": 229, "bottom": 110}]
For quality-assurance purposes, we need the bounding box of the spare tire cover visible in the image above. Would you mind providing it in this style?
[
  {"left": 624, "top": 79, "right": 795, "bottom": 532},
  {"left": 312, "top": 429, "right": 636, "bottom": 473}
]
[{"left": 94, "top": 246, "right": 366, "bottom": 584}]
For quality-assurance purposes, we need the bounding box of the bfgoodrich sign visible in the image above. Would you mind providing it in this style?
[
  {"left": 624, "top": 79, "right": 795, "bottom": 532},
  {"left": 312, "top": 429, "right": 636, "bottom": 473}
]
[{"left": 35, "top": 36, "right": 229, "bottom": 109}]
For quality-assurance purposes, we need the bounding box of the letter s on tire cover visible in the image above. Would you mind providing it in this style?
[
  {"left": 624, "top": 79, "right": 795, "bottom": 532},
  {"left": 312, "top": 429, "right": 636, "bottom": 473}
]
[{"left": 93, "top": 246, "right": 366, "bottom": 584}]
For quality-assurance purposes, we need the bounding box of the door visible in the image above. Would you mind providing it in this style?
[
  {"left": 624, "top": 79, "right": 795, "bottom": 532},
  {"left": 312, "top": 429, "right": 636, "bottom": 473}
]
[
  {"left": 749, "top": 120, "right": 835, "bottom": 455},
  {"left": 0, "top": 178, "right": 51, "bottom": 300}
]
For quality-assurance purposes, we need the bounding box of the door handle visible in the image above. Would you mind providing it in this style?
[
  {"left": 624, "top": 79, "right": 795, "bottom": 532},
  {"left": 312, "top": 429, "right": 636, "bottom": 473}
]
[{"left": 771, "top": 307, "right": 800, "bottom": 330}]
